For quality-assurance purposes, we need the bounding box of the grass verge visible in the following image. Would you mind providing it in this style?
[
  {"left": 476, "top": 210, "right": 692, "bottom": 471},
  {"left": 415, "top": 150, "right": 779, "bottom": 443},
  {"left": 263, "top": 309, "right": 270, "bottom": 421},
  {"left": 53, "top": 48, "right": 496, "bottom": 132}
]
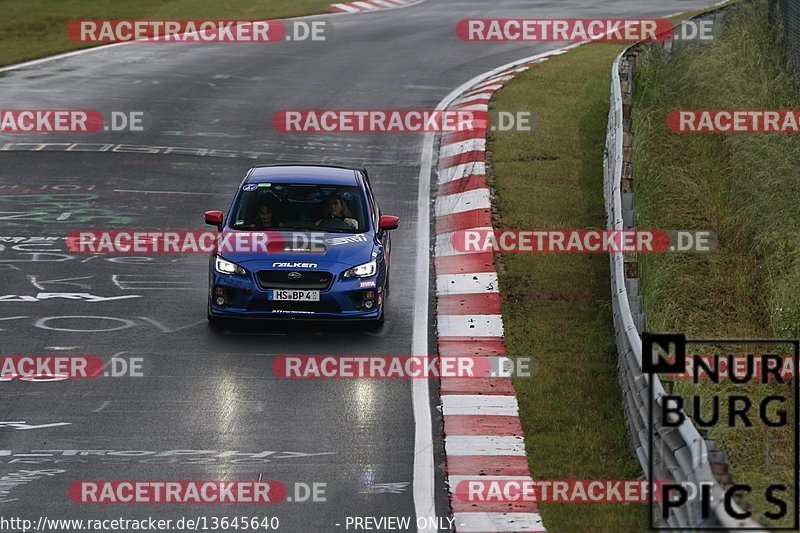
[
  {"left": 634, "top": 2, "right": 798, "bottom": 527},
  {"left": 487, "top": 42, "right": 646, "bottom": 531},
  {"left": 0, "top": 0, "right": 334, "bottom": 68}
]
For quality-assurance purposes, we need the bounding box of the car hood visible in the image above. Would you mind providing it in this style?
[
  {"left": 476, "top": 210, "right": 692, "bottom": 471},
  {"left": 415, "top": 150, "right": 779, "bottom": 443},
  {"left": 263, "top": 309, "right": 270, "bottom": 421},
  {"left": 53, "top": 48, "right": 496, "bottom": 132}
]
[{"left": 216, "top": 228, "right": 376, "bottom": 267}]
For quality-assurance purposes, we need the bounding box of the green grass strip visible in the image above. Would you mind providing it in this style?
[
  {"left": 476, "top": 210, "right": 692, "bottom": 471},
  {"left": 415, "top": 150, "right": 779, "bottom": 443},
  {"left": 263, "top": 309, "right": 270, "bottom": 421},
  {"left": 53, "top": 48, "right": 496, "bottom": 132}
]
[
  {"left": 488, "top": 42, "right": 647, "bottom": 531},
  {"left": 0, "top": 0, "right": 335, "bottom": 67}
]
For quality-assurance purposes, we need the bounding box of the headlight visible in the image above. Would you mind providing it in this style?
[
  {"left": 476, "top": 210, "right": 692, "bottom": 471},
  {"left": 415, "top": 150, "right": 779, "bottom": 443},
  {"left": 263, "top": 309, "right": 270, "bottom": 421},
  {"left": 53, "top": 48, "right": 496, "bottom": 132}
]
[
  {"left": 215, "top": 256, "right": 247, "bottom": 276},
  {"left": 343, "top": 260, "right": 377, "bottom": 278}
]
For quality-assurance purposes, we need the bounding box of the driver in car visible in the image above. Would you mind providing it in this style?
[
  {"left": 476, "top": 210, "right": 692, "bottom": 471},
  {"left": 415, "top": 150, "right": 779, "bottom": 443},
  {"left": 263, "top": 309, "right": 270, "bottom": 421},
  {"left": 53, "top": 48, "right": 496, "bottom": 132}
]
[
  {"left": 246, "top": 202, "right": 280, "bottom": 230},
  {"left": 316, "top": 194, "right": 358, "bottom": 230}
]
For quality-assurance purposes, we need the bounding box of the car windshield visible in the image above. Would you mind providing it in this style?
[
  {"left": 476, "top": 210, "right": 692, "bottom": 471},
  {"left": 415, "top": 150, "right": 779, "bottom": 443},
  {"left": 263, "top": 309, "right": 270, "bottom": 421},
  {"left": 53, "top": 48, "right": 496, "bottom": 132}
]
[{"left": 229, "top": 182, "right": 369, "bottom": 233}]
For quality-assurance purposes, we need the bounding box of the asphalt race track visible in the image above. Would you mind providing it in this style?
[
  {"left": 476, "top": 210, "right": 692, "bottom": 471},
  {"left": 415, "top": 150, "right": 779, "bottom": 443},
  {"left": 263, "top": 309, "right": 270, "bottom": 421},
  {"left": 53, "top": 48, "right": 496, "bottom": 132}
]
[{"left": 0, "top": 0, "right": 716, "bottom": 530}]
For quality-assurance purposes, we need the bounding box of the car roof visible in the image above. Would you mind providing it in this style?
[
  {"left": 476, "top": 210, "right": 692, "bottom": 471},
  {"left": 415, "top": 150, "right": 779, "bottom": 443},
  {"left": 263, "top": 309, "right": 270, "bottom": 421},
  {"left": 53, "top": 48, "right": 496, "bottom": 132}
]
[{"left": 245, "top": 164, "right": 361, "bottom": 186}]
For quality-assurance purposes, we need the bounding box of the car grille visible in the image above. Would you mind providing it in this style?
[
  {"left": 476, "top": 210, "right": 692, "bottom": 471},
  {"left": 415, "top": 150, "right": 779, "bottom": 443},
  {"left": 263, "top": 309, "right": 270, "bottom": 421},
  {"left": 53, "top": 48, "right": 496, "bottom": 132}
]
[
  {"left": 256, "top": 270, "right": 333, "bottom": 290},
  {"left": 247, "top": 300, "right": 341, "bottom": 313}
]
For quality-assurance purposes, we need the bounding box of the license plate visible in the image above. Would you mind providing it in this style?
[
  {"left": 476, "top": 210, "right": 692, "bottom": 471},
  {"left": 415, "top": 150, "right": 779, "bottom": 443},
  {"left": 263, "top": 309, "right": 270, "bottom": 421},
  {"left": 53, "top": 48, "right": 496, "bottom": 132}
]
[{"left": 271, "top": 290, "right": 320, "bottom": 301}]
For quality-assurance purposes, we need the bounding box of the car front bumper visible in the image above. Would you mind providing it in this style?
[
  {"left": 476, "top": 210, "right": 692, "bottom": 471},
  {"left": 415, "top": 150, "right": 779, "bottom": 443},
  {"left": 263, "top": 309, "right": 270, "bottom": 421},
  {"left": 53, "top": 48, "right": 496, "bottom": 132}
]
[{"left": 208, "top": 269, "right": 384, "bottom": 321}]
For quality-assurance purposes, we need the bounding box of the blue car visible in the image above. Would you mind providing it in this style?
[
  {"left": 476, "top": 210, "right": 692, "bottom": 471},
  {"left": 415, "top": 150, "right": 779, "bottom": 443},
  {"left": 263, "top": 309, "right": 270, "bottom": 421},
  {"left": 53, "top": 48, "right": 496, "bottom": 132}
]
[{"left": 205, "top": 164, "right": 398, "bottom": 326}]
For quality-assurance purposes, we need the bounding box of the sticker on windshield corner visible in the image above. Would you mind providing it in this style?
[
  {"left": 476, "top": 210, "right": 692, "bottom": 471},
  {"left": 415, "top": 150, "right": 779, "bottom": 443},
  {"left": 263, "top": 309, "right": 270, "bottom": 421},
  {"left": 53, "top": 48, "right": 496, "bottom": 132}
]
[
  {"left": 235, "top": 220, "right": 245, "bottom": 226},
  {"left": 242, "top": 184, "right": 258, "bottom": 191},
  {"left": 258, "top": 183, "right": 271, "bottom": 188}
]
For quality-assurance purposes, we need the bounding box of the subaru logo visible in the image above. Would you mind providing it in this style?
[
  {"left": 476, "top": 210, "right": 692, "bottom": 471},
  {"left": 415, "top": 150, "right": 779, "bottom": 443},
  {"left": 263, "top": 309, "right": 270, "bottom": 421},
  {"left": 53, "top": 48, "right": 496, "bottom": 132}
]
[{"left": 288, "top": 272, "right": 302, "bottom": 280}]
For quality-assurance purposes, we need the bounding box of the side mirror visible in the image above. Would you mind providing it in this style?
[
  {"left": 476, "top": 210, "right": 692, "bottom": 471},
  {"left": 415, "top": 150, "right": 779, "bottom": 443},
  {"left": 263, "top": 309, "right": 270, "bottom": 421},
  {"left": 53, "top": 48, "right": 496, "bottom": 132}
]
[
  {"left": 205, "top": 210, "right": 224, "bottom": 230},
  {"left": 379, "top": 215, "right": 399, "bottom": 231}
]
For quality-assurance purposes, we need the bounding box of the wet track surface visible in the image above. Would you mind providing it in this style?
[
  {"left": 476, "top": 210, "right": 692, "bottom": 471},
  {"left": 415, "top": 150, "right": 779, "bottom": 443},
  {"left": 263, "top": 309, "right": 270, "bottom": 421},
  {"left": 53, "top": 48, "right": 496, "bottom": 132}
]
[{"left": 0, "top": 0, "right": 716, "bottom": 530}]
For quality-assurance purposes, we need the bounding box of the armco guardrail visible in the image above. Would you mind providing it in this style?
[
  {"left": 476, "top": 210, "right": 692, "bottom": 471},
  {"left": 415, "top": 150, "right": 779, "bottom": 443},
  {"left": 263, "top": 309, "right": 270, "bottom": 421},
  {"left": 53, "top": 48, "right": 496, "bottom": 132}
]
[
  {"left": 769, "top": 0, "right": 800, "bottom": 74},
  {"left": 603, "top": 8, "right": 768, "bottom": 531}
]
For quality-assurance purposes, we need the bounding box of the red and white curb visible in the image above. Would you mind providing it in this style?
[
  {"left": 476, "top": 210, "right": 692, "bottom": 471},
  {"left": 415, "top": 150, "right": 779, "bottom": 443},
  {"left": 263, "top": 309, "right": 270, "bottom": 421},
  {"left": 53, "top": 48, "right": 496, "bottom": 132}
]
[
  {"left": 434, "top": 49, "right": 576, "bottom": 533},
  {"left": 327, "top": 0, "right": 423, "bottom": 13}
]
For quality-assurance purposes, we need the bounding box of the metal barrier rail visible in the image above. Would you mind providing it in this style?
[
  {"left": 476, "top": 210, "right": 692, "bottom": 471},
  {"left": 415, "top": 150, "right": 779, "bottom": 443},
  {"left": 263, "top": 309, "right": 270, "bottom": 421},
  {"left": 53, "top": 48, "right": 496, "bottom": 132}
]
[
  {"left": 769, "top": 0, "right": 800, "bottom": 73},
  {"left": 604, "top": 13, "right": 768, "bottom": 530}
]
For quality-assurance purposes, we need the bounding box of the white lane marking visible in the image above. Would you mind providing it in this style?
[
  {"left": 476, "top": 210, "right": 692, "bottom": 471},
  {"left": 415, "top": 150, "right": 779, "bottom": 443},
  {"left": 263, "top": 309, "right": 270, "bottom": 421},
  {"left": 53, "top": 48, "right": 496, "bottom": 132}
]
[
  {"left": 436, "top": 273, "right": 498, "bottom": 295},
  {"left": 438, "top": 162, "right": 486, "bottom": 184},
  {"left": 137, "top": 317, "right": 206, "bottom": 333},
  {"left": 43, "top": 346, "right": 80, "bottom": 351},
  {"left": 0, "top": 421, "right": 71, "bottom": 430},
  {"left": 435, "top": 188, "right": 490, "bottom": 217},
  {"left": 454, "top": 512, "right": 545, "bottom": 532},
  {"left": 442, "top": 395, "right": 518, "bottom": 416},
  {"left": 361, "top": 481, "right": 411, "bottom": 494},
  {"left": 438, "top": 315, "right": 504, "bottom": 338},
  {"left": 434, "top": 229, "right": 492, "bottom": 257},
  {"left": 28, "top": 276, "right": 92, "bottom": 291},
  {"left": 0, "top": 292, "right": 141, "bottom": 303},
  {"left": 445, "top": 435, "right": 526, "bottom": 456},
  {"left": 113, "top": 275, "right": 197, "bottom": 291},
  {"left": 439, "top": 138, "right": 486, "bottom": 158},
  {"left": 412, "top": 58, "right": 437, "bottom": 533}
]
